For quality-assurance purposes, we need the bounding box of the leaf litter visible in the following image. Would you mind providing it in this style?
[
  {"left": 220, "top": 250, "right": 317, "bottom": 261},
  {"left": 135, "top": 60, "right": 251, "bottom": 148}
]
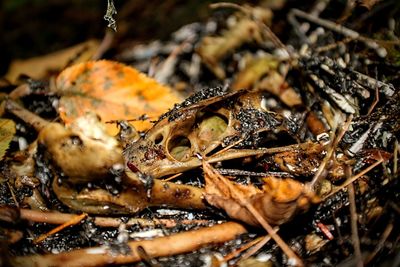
[{"left": 1, "top": 1, "right": 400, "bottom": 267}]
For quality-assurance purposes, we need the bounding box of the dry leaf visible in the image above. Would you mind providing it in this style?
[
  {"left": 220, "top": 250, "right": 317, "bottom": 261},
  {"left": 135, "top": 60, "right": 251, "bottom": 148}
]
[
  {"left": 257, "top": 71, "right": 302, "bottom": 107},
  {"left": 204, "top": 163, "right": 319, "bottom": 226},
  {"left": 359, "top": 0, "right": 381, "bottom": 10},
  {"left": 0, "top": 119, "right": 16, "bottom": 160},
  {"left": 197, "top": 6, "right": 272, "bottom": 79},
  {"left": 232, "top": 55, "right": 278, "bottom": 90},
  {"left": 54, "top": 60, "right": 183, "bottom": 135},
  {"left": 6, "top": 40, "right": 99, "bottom": 83},
  {"left": 273, "top": 141, "right": 325, "bottom": 176}
]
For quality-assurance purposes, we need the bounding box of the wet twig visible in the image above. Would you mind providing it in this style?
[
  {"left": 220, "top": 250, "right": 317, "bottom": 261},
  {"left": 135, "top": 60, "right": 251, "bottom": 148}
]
[
  {"left": 12, "top": 222, "right": 247, "bottom": 267},
  {"left": 33, "top": 213, "right": 87, "bottom": 244},
  {"left": 324, "top": 158, "right": 384, "bottom": 200},
  {"left": 289, "top": 8, "right": 387, "bottom": 57},
  {"left": 347, "top": 181, "right": 363, "bottom": 267},
  {"left": 19, "top": 208, "right": 210, "bottom": 228}
]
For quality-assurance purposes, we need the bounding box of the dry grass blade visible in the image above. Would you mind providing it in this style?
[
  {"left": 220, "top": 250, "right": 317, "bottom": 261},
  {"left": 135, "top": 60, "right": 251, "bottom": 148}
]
[
  {"left": 12, "top": 222, "right": 247, "bottom": 267},
  {"left": 310, "top": 115, "right": 353, "bottom": 188},
  {"left": 364, "top": 222, "right": 394, "bottom": 264},
  {"left": 203, "top": 161, "right": 304, "bottom": 266},
  {"left": 239, "top": 228, "right": 278, "bottom": 262},
  {"left": 324, "top": 158, "right": 384, "bottom": 200},
  {"left": 33, "top": 213, "right": 87, "bottom": 244},
  {"left": 347, "top": 182, "right": 363, "bottom": 267},
  {"left": 223, "top": 235, "right": 265, "bottom": 262}
]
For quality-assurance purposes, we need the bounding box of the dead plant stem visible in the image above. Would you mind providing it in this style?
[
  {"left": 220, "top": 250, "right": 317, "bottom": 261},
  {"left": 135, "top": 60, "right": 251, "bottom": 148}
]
[
  {"left": 347, "top": 181, "right": 363, "bottom": 267},
  {"left": 324, "top": 158, "right": 384, "bottom": 200}
]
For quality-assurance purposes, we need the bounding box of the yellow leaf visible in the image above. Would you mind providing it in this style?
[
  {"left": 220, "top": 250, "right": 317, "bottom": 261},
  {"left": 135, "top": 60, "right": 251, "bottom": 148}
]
[
  {"left": 0, "top": 119, "right": 16, "bottom": 160},
  {"left": 6, "top": 40, "right": 99, "bottom": 83},
  {"left": 54, "top": 60, "right": 183, "bottom": 135}
]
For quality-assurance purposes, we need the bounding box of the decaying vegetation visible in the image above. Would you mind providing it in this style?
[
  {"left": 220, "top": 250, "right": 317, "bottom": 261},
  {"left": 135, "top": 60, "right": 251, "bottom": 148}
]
[{"left": 0, "top": 1, "right": 399, "bottom": 266}]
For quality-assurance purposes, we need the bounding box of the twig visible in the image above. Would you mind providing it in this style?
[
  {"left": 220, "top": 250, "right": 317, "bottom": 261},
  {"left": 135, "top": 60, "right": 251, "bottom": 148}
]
[
  {"left": 5, "top": 99, "right": 48, "bottom": 132},
  {"left": 162, "top": 173, "right": 183, "bottom": 182},
  {"left": 217, "top": 168, "right": 294, "bottom": 178},
  {"left": 19, "top": 209, "right": 210, "bottom": 228},
  {"left": 239, "top": 229, "right": 277, "bottom": 262},
  {"left": 33, "top": 213, "right": 87, "bottom": 244},
  {"left": 12, "top": 222, "right": 247, "bottom": 267},
  {"left": 210, "top": 2, "right": 289, "bottom": 57},
  {"left": 209, "top": 2, "right": 249, "bottom": 13},
  {"left": 290, "top": 8, "right": 387, "bottom": 57},
  {"left": 310, "top": 115, "right": 353, "bottom": 188},
  {"left": 367, "top": 83, "right": 380, "bottom": 116},
  {"left": 315, "top": 37, "right": 353, "bottom": 53},
  {"left": 92, "top": 30, "right": 115, "bottom": 60},
  {"left": 364, "top": 222, "right": 393, "bottom": 265},
  {"left": 209, "top": 142, "right": 312, "bottom": 163},
  {"left": 6, "top": 182, "right": 19, "bottom": 208},
  {"left": 8, "top": 84, "right": 32, "bottom": 100},
  {"left": 324, "top": 158, "right": 384, "bottom": 200},
  {"left": 347, "top": 180, "right": 362, "bottom": 267},
  {"left": 203, "top": 161, "right": 304, "bottom": 266},
  {"left": 394, "top": 140, "right": 398, "bottom": 175},
  {"left": 223, "top": 236, "right": 265, "bottom": 262}
]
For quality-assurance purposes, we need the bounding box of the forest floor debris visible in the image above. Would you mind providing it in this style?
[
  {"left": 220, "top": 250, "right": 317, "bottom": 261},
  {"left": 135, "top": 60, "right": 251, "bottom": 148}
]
[{"left": 1, "top": 1, "right": 399, "bottom": 266}]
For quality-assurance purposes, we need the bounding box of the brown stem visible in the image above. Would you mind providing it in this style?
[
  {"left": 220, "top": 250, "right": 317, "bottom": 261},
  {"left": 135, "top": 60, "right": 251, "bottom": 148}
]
[
  {"left": 19, "top": 208, "right": 209, "bottom": 228},
  {"left": 5, "top": 99, "right": 48, "bottom": 132},
  {"left": 11, "top": 222, "right": 247, "bottom": 267},
  {"left": 347, "top": 182, "right": 362, "bottom": 267},
  {"left": 324, "top": 159, "right": 384, "bottom": 200}
]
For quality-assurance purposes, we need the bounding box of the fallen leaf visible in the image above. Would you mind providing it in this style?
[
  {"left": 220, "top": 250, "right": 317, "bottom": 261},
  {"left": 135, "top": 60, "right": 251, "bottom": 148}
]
[
  {"left": 257, "top": 71, "right": 302, "bottom": 107},
  {"left": 232, "top": 55, "right": 278, "bottom": 90},
  {"left": 0, "top": 119, "right": 16, "bottom": 160},
  {"left": 54, "top": 60, "right": 183, "bottom": 135},
  {"left": 6, "top": 40, "right": 99, "bottom": 83},
  {"left": 197, "top": 6, "right": 272, "bottom": 79},
  {"left": 204, "top": 162, "right": 319, "bottom": 226},
  {"left": 358, "top": 0, "right": 381, "bottom": 10}
]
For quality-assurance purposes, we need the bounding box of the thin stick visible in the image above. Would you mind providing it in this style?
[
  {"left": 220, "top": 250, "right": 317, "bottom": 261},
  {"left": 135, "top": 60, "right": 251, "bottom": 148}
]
[
  {"left": 92, "top": 30, "right": 115, "bottom": 60},
  {"left": 6, "top": 182, "right": 19, "bottom": 207},
  {"left": 223, "top": 236, "right": 265, "bottom": 262},
  {"left": 367, "top": 84, "right": 380, "bottom": 116},
  {"left": 324, "top": 158, "right": 384, "bottom": 200},
  {"left": 203, "top": 161, "right": 304, "bottom": 266},
  {"left": 162, "top": 173, "right": 182, "bottom": 182},
  {"left": 240, "top": 228, "right": 278, "bottom": 262},
  {"left": 9, "top": 84, "right": 32, "bottom": 100},
  {"left": 211, "top": 137, "right": 244, "bottom": 158},
  {"left": 364, "top": 222, "right": 393, "bottom": 265},
  {"left": 209, "top": 2, "right": 249, "bottom": 13},
  {"left": 394, "top": 140, "right": 398, "bottom": 175},
  {"left": 347, "top": 181, "right": 363, "bottom": 267},
  {"left": 33, "top": 213, "right": 87, "bottom": 244},
  {"left": 315, "top": 37, "right": 353, "bottom": 53},
  {"left": 217, "top": 168, "right": 294, "bottom": 178},
  {"left": 12, "top": 222, "right": 247, "bottom": 267},
  {"left": 209, "top": 142, "right": 310, "bottom": 163},
  {"left": 290, "top": 9, "right": 386, "bottom": 57},
  {"left": 19, "top": 209, "right": 209, "bottom": 228},
  {"left": 210, "top": 2, "right": 289, "bottom": 56},
  {"left": 5, "top": 100, "right": 48, "bottom": 132},
  {"left": 310, "top": 115, "right": 353, "bottom": 188}
]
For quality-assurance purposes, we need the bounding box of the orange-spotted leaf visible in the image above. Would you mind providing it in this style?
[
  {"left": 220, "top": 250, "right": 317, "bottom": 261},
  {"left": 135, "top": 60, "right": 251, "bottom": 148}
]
[{"left": 54, "top": 60, "right": 183, "bottom": 135}]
